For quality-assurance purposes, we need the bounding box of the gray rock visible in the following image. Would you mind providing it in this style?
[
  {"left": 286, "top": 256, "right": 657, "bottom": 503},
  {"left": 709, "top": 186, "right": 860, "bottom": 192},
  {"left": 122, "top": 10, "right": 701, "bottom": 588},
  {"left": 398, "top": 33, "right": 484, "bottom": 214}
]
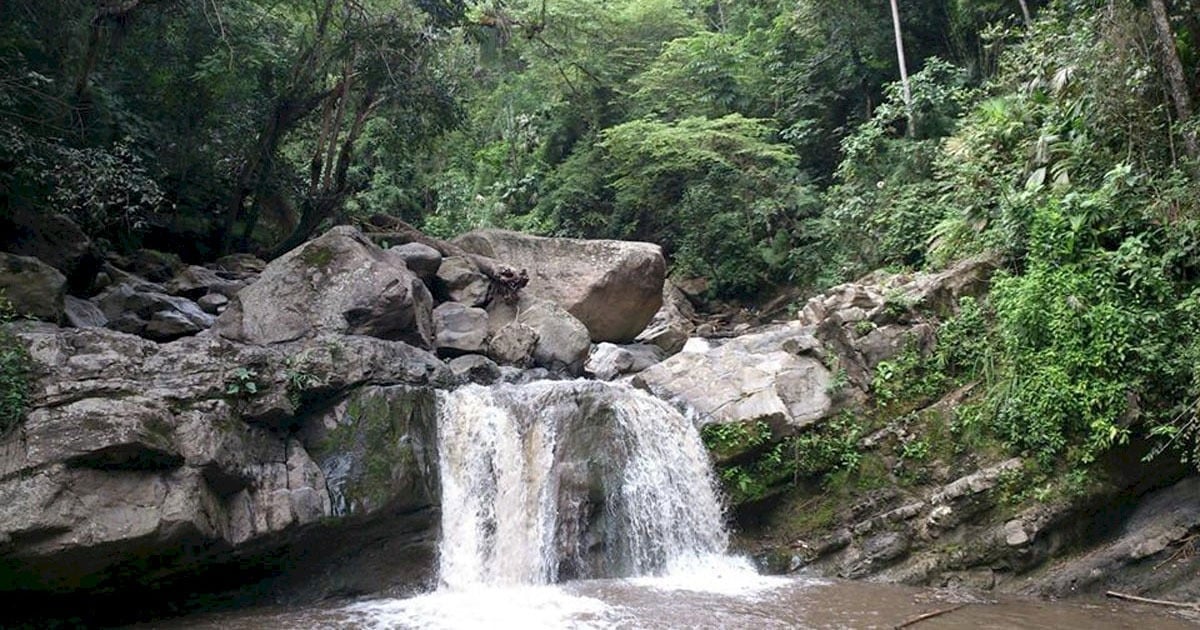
[
  {"left": 491, "top": 297, "right": 590, "bottom": 376},
  {"left": 586, "top": 342, "right": 664, "bottom": 380},
  {"left": 636, "top": 280, "right": 695, "bottom": 356},
  {"left": 433, "top": 302, "right": 489, "bottom": 356},
  {"left": 391, "top": 242, "right": 442, "bottom": 279},
  {"left": 114, "top": 248, "right": 184, "bottom": 284},
  {"left": 64, "top": 295, "right": 107, "bottom": 328},
  {"left": 0, "top": 253, "right": 66, "bottom": 323},
  {"left": 0, "top": 208, "right": 97, "bottom": 290},
  {"left": 166, "top": 264, "right": 247, "bottom": 299},
  {"left": 214, "top": 226, "right": 433, "bottom": 348},
  {"left": 434, "top": 255, "right": 490, "bottom": 307},
  {"left": 95, "top": 282, "right": 214, "bottom": 341},
  {"left": 636, "top": 322, "right": 833, "bottom": 433},
  {"left": 448, "top": 354, "right": 502, "bottom": 384},
  {"left": 1004, "top": 519, "right": 1030, "bottom": 547},
  {"left": 0, "top": 326, "right": 448, "bottom": 597},
  {"left": 197, "top": 292, "right": 229, "bottom": 315},
  {"left": 487, "top": 322, "right": 539, "bottom": 367},
  {"left": 211, "top": 253, "right": 267, "bottom": 277},
  {"left": 455, "top": 229, "right": 666, "bottom": 343}
]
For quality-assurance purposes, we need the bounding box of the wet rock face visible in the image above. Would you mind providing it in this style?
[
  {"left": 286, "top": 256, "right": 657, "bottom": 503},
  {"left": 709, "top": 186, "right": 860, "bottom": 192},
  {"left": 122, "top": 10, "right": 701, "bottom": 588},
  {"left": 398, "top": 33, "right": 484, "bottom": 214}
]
[
  {"left": 304, "top": 386, "right": 439, "bottom": 518},
  {"left": 214, "top": 226, "right": 434, "bottom": 348},
  {"left": 455, "top": 229, "right": 666, "bottom": 343}
]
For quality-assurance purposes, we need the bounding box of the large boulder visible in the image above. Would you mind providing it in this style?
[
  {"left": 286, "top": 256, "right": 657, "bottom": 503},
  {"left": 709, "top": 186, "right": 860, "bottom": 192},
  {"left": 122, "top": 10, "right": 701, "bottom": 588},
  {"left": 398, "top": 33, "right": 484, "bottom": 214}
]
[
  {"left": 636, "top": 322, "right": 834, "bottom": 436},
  {"left": 490, "top": 296, "right": 590, "bottom": 375},
  {"left": 94, "top": 282, "right": 214, "bottom": 342},
  {"left": 635, "top": 280, "right": 696, "bottom": 356},
  {"left": 432, "top": 302, "right": 489, "bottom": 357},
  {"left": 433, "top": 255, "right": 490, "bottom": 307},
  {"left": 455, "top": 229, "right": 666, "bottom": 343},
  {"left": 0, "top": 208, "right": 98, "bottom": 292},
  {"left": 390, "top": 242, "right": 442, "bottom": 280},
  {"left": 0, "top": 253, "right": 66, "bottom": 323},
  {"left": 214, "top": 226, "right": 433, "bottom": 348}
]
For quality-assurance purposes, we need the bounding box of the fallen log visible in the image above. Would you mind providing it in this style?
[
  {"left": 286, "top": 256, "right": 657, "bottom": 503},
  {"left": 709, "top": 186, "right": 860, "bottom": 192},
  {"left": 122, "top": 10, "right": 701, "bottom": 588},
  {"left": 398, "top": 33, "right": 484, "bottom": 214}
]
[{"left": 361, "top": 215, "right": 528, "bottom": 302}]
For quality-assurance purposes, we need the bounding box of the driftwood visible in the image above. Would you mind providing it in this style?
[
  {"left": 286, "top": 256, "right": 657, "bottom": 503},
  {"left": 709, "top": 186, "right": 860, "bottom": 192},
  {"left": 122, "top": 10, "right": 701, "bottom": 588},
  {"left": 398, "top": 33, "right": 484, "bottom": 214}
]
[
  {"left": 1105, "top": 591, "right": 1200, "bottom": 611},
  {"left": 361, "top": 215, "right": 528, "bottom": 302},
  {"left": 893, "top": 603, "right": 967, "bottom": 629}
]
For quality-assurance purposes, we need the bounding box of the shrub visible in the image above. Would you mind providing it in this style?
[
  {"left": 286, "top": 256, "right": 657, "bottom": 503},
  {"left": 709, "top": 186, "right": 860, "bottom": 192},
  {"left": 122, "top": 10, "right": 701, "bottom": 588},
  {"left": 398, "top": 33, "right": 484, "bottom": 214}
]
[{"left": 0, "top": 292, "right": 31, "bottom": 436}]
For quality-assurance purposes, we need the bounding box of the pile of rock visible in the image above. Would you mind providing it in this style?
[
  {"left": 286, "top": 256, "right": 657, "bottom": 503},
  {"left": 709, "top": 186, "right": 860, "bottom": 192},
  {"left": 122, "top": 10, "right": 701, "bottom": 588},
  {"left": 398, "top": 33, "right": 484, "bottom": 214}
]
[{"left": 0, "top": 219, "right": 681, "bottom": 617}]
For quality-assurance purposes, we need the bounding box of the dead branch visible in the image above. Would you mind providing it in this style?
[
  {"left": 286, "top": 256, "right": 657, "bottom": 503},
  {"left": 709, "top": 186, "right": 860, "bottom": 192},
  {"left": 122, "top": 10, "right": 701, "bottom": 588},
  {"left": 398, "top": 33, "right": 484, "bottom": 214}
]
[
  {"left": 893, "top": 604, "right": 967, "bottom": 629},
  {"left": 1105, "top": 591, "right": 1200, "bottom": 611},
  {"left": 360, "top": 215, "right": 527, "bottom": 298}
]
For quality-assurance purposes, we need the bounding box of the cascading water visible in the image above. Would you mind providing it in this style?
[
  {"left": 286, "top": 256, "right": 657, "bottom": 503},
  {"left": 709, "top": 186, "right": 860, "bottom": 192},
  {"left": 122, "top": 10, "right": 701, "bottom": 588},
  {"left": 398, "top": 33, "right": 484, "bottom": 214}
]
[
  {"left": 435, "top": 380, "right": 729, "bottom": 589},
  {"left": 343, "top": 379, "right": 780, "bottom": 629}
]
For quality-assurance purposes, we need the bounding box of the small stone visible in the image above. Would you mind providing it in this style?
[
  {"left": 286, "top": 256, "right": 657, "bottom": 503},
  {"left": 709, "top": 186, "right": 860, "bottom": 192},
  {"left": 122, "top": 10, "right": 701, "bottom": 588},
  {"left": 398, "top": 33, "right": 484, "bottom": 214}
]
[
  {"left": 487, "top": 322, "right": 539, "bottom": 367},
  {"left": 448, "top": 354, "right": 501, "bottom": 385},
  {"left": 390, "top": 243, "right": 442, "bottom": 279},
  {"left": 1004, "top": 519, "right": 1029, "bottom": 547},
  {"left": 198, "top": 293, "right": 229, "bottom": 315},
  {"left": 64, "top": 295, "right": 107, "bottom": 328},
  {"left": 434, "top": 256, "right": 490, "bottom": 307}
]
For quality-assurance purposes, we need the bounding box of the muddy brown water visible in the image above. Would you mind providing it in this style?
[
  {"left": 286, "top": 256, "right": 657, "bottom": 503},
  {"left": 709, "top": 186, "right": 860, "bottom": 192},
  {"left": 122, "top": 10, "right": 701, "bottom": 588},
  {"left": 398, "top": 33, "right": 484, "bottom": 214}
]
[{"left": 137, "top": 575, "right": 1199, "bottom": 629}]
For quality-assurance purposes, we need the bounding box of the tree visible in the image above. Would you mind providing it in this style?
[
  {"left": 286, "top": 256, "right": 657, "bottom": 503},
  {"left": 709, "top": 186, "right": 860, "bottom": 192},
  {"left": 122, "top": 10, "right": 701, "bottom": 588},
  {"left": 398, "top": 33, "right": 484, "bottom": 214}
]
[
  {"left": 1148, "top": 0, "right": 1198, "bottom": 161},
  {"left": 889, "top": 0, "right": 914, "bottom": 136},
  {"left": 1016, "top": 0, "right": 1031, "bottom": 27}
]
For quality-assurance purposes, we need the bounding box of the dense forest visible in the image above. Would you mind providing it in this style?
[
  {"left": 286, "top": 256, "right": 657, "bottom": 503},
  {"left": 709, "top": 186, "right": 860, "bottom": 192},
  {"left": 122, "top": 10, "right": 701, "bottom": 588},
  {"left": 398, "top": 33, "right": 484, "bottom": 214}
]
[{"left": 4, "top": 0, "right": 1200, "bottom": 484}]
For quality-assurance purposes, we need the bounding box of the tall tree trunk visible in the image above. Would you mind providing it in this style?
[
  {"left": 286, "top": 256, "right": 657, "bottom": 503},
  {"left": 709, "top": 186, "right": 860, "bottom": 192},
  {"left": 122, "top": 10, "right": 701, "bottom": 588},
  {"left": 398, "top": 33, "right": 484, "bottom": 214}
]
[
  {"left": 1016, "top": 0, "right": 1032, "bottom": 27},
  {"left": 888, "top": 0, "right": 914, "bottom": 137},
  {"left": 1149, "top": 0, "right": 1198, "bottom": 160}
]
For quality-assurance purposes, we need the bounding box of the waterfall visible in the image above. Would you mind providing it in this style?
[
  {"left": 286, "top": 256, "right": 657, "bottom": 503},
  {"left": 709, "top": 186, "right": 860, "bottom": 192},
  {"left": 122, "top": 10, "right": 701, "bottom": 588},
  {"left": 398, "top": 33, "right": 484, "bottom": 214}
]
[{"left": 434, "top": 380, "right": 728, "bottom": 590}]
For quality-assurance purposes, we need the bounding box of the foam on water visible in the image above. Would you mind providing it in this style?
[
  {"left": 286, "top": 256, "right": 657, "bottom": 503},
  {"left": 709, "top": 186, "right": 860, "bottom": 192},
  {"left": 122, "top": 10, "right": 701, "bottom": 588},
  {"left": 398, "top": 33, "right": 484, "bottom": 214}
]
[
  {"left": 626, "top": 553, "right": 797, "bottom": 596},
  {"left": 344, "top": 586, "right": 616, "bottom": 630}
]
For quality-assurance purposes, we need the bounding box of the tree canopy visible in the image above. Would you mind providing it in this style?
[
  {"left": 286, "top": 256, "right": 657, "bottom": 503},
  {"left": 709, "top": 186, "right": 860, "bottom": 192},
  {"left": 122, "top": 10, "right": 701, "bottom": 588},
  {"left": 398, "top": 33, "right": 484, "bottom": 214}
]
[{"left": 6, "top": 0, "right": 1200, "bottom": 472}]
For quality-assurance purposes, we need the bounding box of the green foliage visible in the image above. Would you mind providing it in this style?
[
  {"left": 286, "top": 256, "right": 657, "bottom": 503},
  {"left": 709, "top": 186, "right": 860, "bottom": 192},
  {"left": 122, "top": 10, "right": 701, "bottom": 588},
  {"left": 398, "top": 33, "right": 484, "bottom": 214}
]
[
  {"left": 534, "top": 114, "right": 805, "bottom": 297},
  {"left": 701, "top": 420, "right": 772, "bottom": 459},
  {"left": 284, "top": 354, "right": 322, "bottom": 408},
  {"left": 791, "top": 412, "right": 864, "bottom": 479},
  {"left": 0, "top": 292, "right": 32, "bottom": 436},
  {"left": 872, "top": 339, "right": 946, "bottom": 410},
  {"left": 224, "top": 367, "right": 261, "bottom": 399}
]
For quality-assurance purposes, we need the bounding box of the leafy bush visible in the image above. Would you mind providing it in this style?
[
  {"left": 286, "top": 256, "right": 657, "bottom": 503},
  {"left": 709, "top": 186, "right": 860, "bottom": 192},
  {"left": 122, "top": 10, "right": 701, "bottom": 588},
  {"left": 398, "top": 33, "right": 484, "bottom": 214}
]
[
  {"left": 44, "top": 139, "right": 165, "bottom": 248},
  {"left": 0, "top": 292, "right": 31, "bottom": 436}
]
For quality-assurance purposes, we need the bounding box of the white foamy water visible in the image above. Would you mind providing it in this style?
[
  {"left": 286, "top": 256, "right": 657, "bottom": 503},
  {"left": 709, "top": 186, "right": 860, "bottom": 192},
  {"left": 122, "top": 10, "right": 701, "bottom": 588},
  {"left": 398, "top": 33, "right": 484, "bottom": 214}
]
[
  {"left": 343, "top": 586, "right": 617, "bottom": 630},
  {"left": 626, "top": 553, "right": 796, "bottom": 596}
]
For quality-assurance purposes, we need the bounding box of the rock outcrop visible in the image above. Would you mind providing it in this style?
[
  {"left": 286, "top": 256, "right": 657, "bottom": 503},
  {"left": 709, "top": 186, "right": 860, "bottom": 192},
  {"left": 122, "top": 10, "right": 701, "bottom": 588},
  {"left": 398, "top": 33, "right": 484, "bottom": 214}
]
[
  {"left": 0, "top": 326, "right": 448, "bottom": 615},
  {"left": 455, "top": 229, "right": 666, "bottom": 343}
]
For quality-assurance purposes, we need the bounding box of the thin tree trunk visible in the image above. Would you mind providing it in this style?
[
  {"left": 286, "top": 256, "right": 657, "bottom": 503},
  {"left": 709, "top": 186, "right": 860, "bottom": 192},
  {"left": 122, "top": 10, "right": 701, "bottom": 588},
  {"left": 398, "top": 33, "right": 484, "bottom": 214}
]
[
  {"left": 888, "top": 0, "right": 914, "bottom": 137},
  {"left": 1149, "top": 0, "right": 1199, "bottom": 160},
  {"left": 1016, "top": 0, "right": 1032, "bottom": 27}
]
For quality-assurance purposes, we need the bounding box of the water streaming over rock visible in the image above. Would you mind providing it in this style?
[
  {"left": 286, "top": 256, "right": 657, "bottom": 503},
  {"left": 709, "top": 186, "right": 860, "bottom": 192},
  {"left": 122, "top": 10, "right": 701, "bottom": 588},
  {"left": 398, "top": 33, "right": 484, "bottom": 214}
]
[{"left": 434, "top": 380, "right": 728, "bottom": 589}]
